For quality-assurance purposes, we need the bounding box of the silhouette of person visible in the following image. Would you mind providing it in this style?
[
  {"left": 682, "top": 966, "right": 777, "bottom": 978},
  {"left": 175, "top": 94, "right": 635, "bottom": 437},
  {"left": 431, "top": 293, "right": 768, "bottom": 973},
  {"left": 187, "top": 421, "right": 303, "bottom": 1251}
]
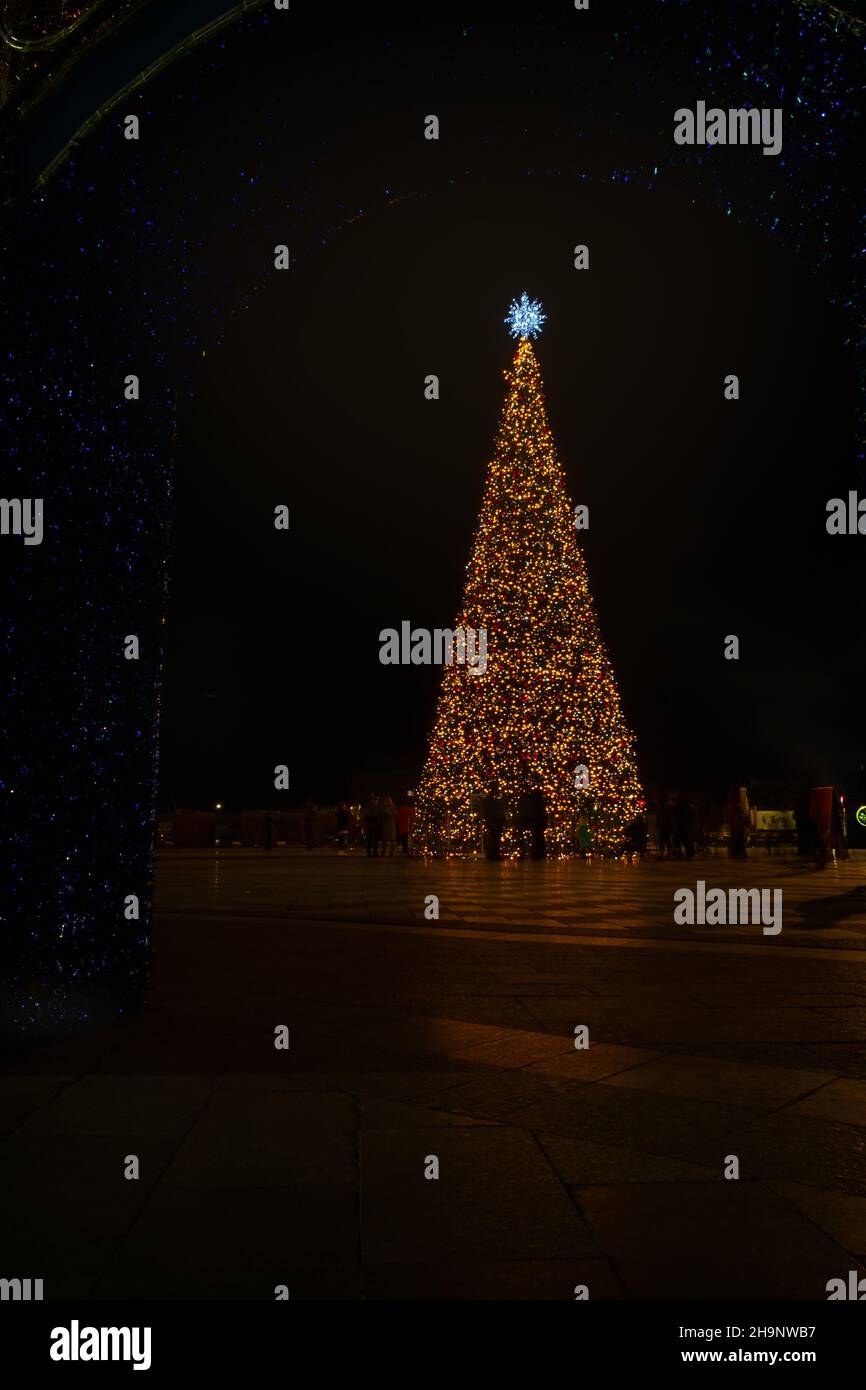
[
  {"left": 335, "top": 801, "right": 350, "bottom": 853},
  {"left": 364, "top": 794, "right": 382, "bottom": 858},
  {"left": 304, "top": 799, "right": 316, "bottom": 850},
  {"left": 528, "top": 786, "right": 547, "bottom": 861},
  {"left": 517, "top": 790, "right": 534, "bottom": 859},
  {"left": 725, "top": 789, "right": 748, "bottom": 859},
  {"left": 625, "top": 813, "right": 648, "bottom": 859},
  {"left": 658, "top": 795, "right": 675, "bottom": 859},
  {"left": 483, "top": 788, "right": 507, "bottom": 861},
  {"left": 381, "top": 796, "right": 397, "bottom": 856},
  {"left": 675, "top": 794, "right": 696, "bottom": 861},
  {"left": 396, "top": 797, "right": 414, "bottom": 855}
]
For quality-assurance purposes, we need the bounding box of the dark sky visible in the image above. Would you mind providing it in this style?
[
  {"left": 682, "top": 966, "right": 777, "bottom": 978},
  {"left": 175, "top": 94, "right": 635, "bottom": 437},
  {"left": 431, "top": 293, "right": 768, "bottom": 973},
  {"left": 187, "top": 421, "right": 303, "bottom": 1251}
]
[{"left": 153, "top": 3, "right": 863, "bottom": 812}]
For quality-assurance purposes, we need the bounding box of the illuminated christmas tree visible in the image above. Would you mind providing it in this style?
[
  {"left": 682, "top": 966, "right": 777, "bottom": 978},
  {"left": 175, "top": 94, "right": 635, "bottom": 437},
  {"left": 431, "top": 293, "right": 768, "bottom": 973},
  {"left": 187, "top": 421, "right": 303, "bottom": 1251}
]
[{"left": 414, "top": 295, "right": 643, "bottom": 857}]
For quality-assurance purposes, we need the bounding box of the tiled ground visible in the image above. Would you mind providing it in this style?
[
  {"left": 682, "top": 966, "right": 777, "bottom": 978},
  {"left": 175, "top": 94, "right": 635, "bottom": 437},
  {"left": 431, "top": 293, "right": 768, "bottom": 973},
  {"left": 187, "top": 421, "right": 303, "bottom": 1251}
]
[
  {"left": 2, "top": 850, "right": 865, "bottom": 1300},
  {"left": 154, "top": 846, "right": 866, "bottom": 945}
]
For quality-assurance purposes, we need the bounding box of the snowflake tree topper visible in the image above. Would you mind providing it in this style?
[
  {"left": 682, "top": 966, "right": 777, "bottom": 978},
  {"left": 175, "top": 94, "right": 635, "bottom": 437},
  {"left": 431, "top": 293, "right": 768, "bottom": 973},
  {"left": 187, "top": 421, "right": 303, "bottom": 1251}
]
[{"left": 505, "top": 292, "right": 546, "bottom": 339}]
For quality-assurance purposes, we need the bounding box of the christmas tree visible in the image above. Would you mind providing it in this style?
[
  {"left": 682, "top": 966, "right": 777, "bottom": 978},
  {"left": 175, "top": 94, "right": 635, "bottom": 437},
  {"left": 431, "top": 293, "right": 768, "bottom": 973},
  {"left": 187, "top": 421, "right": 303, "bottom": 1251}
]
[{"left": 414, "top": 295, "right": 643, "bottom": 857}]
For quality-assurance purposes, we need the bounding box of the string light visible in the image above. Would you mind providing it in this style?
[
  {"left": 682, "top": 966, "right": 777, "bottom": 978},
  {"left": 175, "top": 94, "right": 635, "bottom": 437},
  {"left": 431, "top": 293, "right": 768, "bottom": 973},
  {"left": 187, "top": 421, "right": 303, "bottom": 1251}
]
[
  {"left": 505, "top": 292, "right": 546, "bottom": 340},
  {"left": 415, "top": 322, "right": 643, "bottom": 857}
]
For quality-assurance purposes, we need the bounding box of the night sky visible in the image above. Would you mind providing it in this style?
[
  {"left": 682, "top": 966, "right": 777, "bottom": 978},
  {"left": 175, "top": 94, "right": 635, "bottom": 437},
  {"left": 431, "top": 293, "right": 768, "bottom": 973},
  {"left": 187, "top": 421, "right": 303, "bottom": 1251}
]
[{"left": 146, "top": 2, "right": 864, "bottom": 813}]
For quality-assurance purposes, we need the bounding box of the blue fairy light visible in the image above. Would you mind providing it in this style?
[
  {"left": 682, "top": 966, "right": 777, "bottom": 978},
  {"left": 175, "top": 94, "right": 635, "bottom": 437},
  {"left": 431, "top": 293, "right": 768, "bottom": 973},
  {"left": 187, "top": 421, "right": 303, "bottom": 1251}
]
[{"left": 505, "top": 292, "right": 546, "bottom": 339}]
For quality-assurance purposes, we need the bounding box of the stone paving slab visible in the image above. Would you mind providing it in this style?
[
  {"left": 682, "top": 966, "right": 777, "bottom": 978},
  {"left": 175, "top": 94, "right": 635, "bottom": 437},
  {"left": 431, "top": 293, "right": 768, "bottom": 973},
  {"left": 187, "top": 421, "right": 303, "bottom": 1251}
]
[
  {"left": 163, "top": 1091, "right": 358, "bottom": 1188},
  {"left": 415, "top": 1069, "right": 569, "bottom": 1120},
  {"left": 12, "top": 1074, "right": 214, "bottom": 1138},
  {"left": 356, "top": 1097, "right": 498, "bottom": 1128},
  {"left": 575, "top": 1181, "right": 866, "bottom": 1301},
  {"left": 536, "top": 1131, "right": 718, "bottom": 1186},
  {"left": 809, "top": 1008, "right": 866, "bottom": 1038},
  {"left": 361, "top": 1126, "right": 599, "bottom": 1263},
  {"left": 0, "top": 1133, "right": 181, "bottom": 1299},
  {"left": 392, "top": 995, "right": 540, "bottom": 1027},
  {"left": 351, "top": 1017, "right": 517, "bottom": 1059},
  {"left": 0, "top": 1075, "right": 78, "bottom": 1137},
  {"left": 748, "top": 1042, "right": 866, "bottom": 1079},
  {"left": 780, "top": 1077, "right": 866, "bottom": 1126},
  {"left": 693, "top": 992, "right": 866, "bottom": 1009},
  {"left": 0, "top": 1074, "right": 77, "bottom": 1092},
  {"left": 502, "top": 1084, "right": 762, "bottom": 1160},
  {"left": 213, "top": 1072, "right": 338, "bottom": 1092},
  {"left": 604, "top": 1054, "right": 837, "bottom": 1109},
  {"left": 524, "top": 1043, "right": 662, "bottom": 1082},
  {"left": 767, "top": 1181, "right": 866, "bottom": 1262},
  {"left": 95, "top": 1185, "right": 361, "bottom": 1300},
  {"left": 290, "top": 1066, "right": 490, "bottom": 1102},
  {"left": 684, "top": 1112, "right": 866, "bottom": 1195},
  {"left": 444, "top": 1030, "right": 574, "bottom": 1068}
]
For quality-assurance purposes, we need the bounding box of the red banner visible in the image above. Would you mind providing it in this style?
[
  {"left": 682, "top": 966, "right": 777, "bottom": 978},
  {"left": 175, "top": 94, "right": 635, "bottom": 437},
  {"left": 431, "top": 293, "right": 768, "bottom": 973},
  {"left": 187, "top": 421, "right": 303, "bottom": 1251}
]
[{"left": 810, "top": 786, "right": 834, "bottom": 839}]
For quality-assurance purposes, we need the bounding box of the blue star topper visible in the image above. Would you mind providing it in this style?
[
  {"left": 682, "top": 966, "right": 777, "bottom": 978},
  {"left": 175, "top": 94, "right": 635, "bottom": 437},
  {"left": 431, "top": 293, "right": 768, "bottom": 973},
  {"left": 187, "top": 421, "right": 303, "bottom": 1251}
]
[{"left": 505, "top": 292, "right": 546, "bottom": 339}]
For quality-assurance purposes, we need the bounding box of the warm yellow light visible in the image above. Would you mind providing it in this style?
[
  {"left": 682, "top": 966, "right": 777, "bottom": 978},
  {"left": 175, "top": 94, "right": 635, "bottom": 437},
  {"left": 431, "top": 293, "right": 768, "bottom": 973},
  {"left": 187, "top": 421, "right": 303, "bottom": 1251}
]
[{"left": 414, "top": 337, "right": 642, "bottom": 857}]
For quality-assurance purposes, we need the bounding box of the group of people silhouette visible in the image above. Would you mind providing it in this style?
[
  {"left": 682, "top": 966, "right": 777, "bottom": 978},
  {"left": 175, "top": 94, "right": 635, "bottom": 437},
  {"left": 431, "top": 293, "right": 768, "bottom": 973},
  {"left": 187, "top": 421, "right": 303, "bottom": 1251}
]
[
  {"left": 295, "top": 784, "right": 849, "bottom": 864},
  {"left": 361, "top": 794, "right": 414, "bottom": 856},
  {"left": 482, "top": 787, "right": 549, "bottom": 860}
]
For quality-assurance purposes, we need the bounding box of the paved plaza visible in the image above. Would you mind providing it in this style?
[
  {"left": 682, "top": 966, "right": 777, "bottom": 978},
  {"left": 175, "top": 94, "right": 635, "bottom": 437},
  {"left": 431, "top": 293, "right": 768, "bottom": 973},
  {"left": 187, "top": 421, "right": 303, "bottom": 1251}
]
[
  {"left": 2, "top": 849, "right": 866, "bottom": 1300},
  {"left": 158, "top": 845, "right": 866, "bottom": 944}
]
